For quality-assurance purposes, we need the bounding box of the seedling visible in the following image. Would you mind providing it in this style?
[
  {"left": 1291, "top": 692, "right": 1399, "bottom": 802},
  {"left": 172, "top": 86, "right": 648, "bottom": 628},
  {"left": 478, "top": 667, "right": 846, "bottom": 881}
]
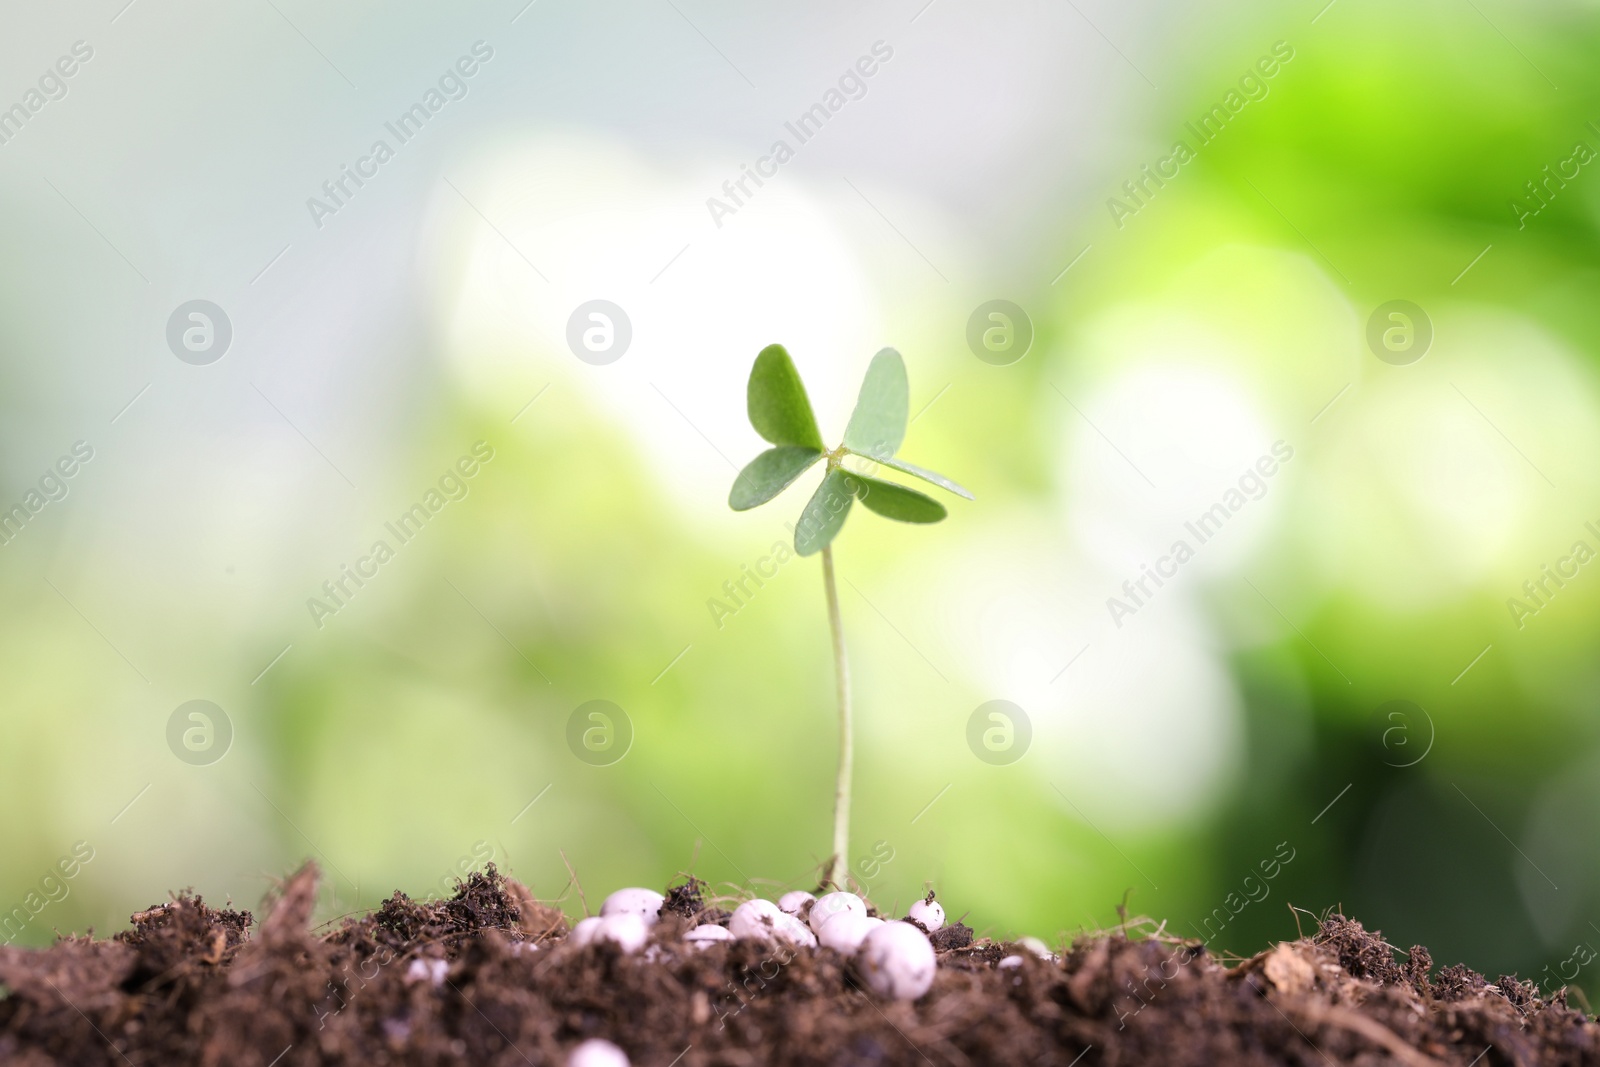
[{"left": 728, "top": 344, "right": 972, "bottom": 889}]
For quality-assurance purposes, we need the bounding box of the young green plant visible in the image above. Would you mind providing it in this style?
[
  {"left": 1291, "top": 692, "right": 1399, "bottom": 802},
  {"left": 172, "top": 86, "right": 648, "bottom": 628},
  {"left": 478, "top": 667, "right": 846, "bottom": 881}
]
[{"left": 728, "top": 345, "right": 972, "bottom": 889}]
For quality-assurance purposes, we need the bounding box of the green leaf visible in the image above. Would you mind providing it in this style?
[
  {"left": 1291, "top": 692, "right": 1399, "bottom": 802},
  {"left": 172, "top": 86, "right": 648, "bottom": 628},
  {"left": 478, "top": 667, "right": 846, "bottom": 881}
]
[
  {"left": 748, "top": 344, "right": 824, "bottom": 450},
  {"left": 841, "top": 348, "right": 908, "bottom": 458},
  {"left": 729, "top": 447, "right": 822, "bottom": 511},
  {"left": 852, "top": 475, "right": 946, "bottom": 523},
  {"left": 794, "top": 469, "right": 855, "bottom": 556},
  {"left": 866, "top": 455, "right": 974, "bottom": 500}
]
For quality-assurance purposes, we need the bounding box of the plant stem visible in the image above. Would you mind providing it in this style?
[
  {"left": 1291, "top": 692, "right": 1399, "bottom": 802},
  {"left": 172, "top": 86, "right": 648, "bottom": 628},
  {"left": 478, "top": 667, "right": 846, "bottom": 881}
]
[{"left": 820, "top": 543, "right": 853, "bottom": 890}]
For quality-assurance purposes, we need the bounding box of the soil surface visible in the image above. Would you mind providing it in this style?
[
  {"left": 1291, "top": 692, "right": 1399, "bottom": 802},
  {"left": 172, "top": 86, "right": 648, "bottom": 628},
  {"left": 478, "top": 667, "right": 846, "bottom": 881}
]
[{"left": 1, "top": 862, "right": 1595, "bottom": 1065}]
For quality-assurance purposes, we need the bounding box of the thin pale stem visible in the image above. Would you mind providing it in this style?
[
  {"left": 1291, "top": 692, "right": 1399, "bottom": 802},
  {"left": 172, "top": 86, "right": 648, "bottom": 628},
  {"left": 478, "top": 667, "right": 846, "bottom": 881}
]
[{"left": 820, "top": 543, "right": 853, "bottom": 890}]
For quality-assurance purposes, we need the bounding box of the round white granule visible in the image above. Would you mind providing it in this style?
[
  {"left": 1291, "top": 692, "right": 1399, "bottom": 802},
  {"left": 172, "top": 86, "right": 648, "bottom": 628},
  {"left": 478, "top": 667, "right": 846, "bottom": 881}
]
[
  {"left": 730, "top": 898, "right": 817, "bottom": 947},
  {"left": 818, "top": 911, "right": 882, "bottom": 953},
  {"left": 567, "top": 1038, "right": 630, "bottom": 1067},
  {"left": 593, "top": 913, "right": 649, "bottom": 953},
  {"left": 808, "top": 891, "right": 867, "bottom": 934},
  {"left": 1018, "top": 936, "right": 1055, "bottom": 961},
  {"left": 907, "top": 898, "right": 944, "bottom": 932},
  {"left": 600, "top": 888, "right": 665, "bottom": 926},
  {"left": 404, "top": 958, "right": 448, "bottom": 986},
  {"left": 569, "top": 916, "right": 605, "bottom": 946},
  {"left": 778, "top": 890, "right": 816, "bottom": 915},
  {"left": 684, "top": 924, "right": 735, "bottom": 950},
  {"left": 857, "top": 921, "right": 937, "bottom": 1000}
]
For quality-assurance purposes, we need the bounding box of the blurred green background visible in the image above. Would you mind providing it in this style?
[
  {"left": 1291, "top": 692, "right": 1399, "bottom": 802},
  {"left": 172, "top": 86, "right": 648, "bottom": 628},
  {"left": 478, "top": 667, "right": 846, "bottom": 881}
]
[{"left": 3, "top": 0, "right": 1600, "bottom": 1002}]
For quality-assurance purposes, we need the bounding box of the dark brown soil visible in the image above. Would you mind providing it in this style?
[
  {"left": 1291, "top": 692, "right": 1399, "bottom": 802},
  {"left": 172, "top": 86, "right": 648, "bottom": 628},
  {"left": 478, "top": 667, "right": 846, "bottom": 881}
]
[{"left": 1, "top": 862, "right": 1594, "bottom": 1066}]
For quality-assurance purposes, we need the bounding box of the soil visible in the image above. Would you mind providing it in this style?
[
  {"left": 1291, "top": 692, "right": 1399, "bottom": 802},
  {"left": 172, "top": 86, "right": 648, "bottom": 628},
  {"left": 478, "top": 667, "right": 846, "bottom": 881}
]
[{"left": 1, "top": 862, "right": 1595, "bottom": 1066}]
